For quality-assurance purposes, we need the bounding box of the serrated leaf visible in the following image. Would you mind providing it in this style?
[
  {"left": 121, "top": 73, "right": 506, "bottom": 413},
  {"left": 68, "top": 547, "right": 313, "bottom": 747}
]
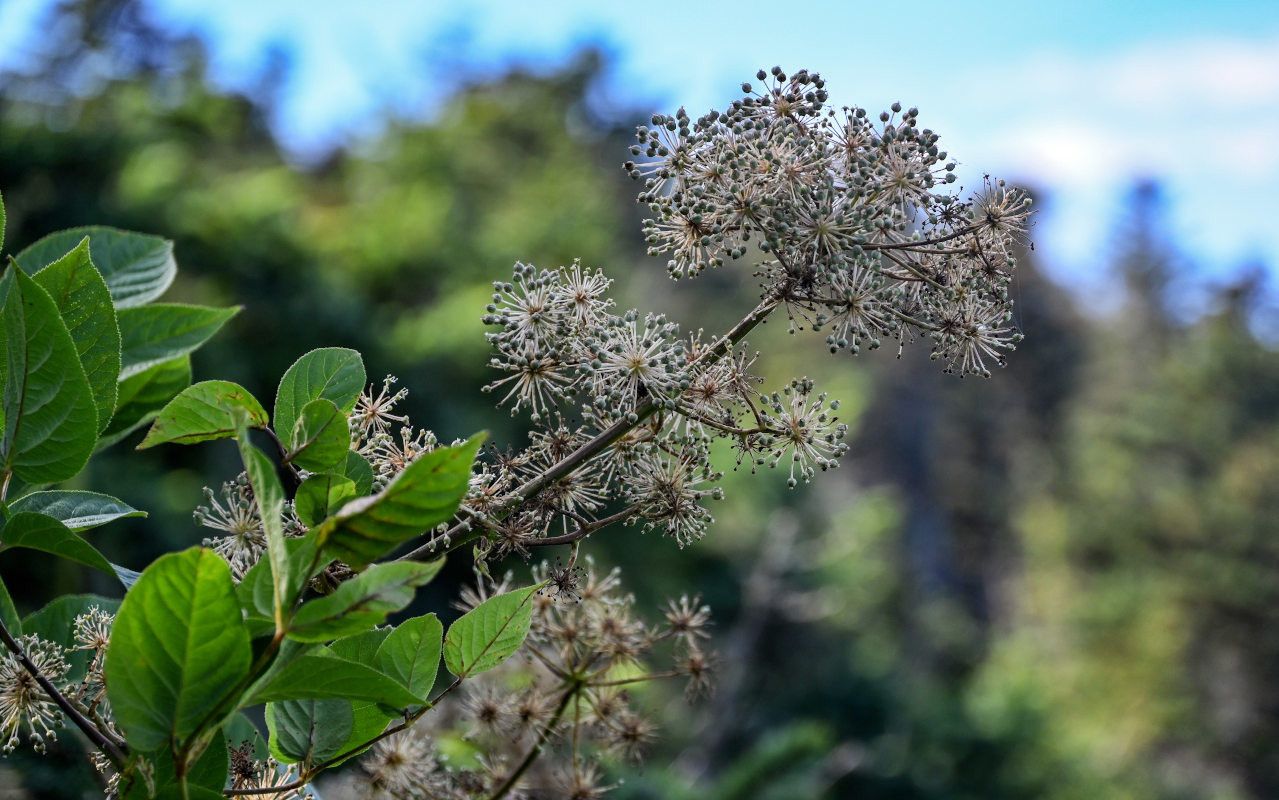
[
  {"left": 14, "top": 227, "right": 175, "bottom": 308},
  {"left": 235, "top": 431, "right": 291, "bottom": 630},
  {"left": 249, "top": 653, "right": 421, "bottom": 708},
  {"left": 444, "top": 584, "right": 540, "bottom": 678},
  {"left": 341, "top": 451, "right": 375, "bottom": 496},
  {"left": 294, "top": 474, "right": 357, "bottom": 528},
  {"left": 138, "top": 380, "right": 267, "bottom": 448},
  {"left": 0, "top": 511, "right": 115, "bottom": 575},
  {"left": 286, "top": 399, "right": 349, "bottom": 472},
  {"left": 287, "top": 560, "right": 444, "bottom": 643},
  {"left": 8, "top": 490, "right": 144, "bottom": 531},
  {"left": 97, "top": 355, "right": 191, "bottom": 451},
  {"left": 117, "top": 304, "right": 238, "bottom": 380},
  {"left": 314, "top": 433, "right": 483, "bottom": 569},
  {"left": 274, "top": 348, "right": 365, "bottom": 439},
  {"left": 105, "top": 548, "right": 251, "bottom": 752},
  {"left": 31, "top": 237, "right": 121, "bottom": 430},
  {"left": 375, "top": 613, "right": 443, "bottom": 702},
  {"left": 1, "top": 268, "right": 98, "bottom": 483},
  {"left": 267, "top": 698, "right": 354, "bottom": 766}
]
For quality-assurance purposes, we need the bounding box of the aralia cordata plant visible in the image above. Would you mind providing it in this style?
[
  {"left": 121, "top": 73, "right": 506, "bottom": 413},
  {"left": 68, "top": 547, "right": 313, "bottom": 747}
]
[{"left": 0, "top": 66, "right": 1029, "bottom": 800}]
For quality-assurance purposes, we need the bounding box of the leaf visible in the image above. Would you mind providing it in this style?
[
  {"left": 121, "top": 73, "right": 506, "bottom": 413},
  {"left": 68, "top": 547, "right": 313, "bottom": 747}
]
[
  {"left": 341, "top": 450, "right": 375, "bottom": 496},
  {"left": 314, "top": 433, "right": 483, "bottom": 569},
  {"left": 105, "top": 548, "right": 251, "bottom": 752},
  {"left": 14, "top": 226, "right": 176, "bottom": 308},
  {"left": 224, "top": 712, "right": 268, "bottom": 762},
  {"left": 31, "top": 237, "right": 121, "bottom": 430},
  {"left": 97, "top": 355, "right": 191, "bottom": 451},
  {"left": 23, "top": 594, "right": 121, "bottom": 679},
  {"left": 267, "top": 699, "right": 354, "bottom": 765},
  {"left": 236, "top": 537, "right": 317, "bottom": 625},
  {"left": 0, "top": 576, "right": 21, "bottom": 637},
  {"left": 1, "top": 268, "right": 98, "bottom": 483},
  {"left": 375, "top": 613, "right": 443, "bottom": 702},
  {"left": 287, "top": 560, "right": 444, "bottom": 643},
  {"left": 294, "top": 474, "right": 357, "bottom": 528},
  {"left": 138, "top": 381, "right": 268, "bottom": 448},
  {"left": 235, "top": 431, "right": 291, "bottom": 630},
  {"left": 9, "top": 490, "right": 145, "bottom": 531},
  {"left": 326, "top": 627, "right": 391, "bottom": 662},
  {"left": 443, "top": 584, "right": 540, "bottom": 679},
  {"left": 0, "top": 189, "right": 5, "bottom": 253},
  {"left": 1, "top": 511, "right": 116, "bottom": 576},
  {"left": 134, "top": 731, "right": 230, "bottom": 800},
  {"left": 286, "top": 399, "right": 349, "bottom": 472},
  {"left": 249, "top": 653, "right": 421, "bottom": 708},
  {"left": 273, "top": 348, "right": 365, "bottom": 439},
  {"left": 117, "top": 304, "right": 238, "bottom": 380}
]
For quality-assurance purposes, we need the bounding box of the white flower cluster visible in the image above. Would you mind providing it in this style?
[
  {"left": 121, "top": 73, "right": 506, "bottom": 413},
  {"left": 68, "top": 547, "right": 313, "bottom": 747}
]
[{"left": 627, "top": 66, "right": 1029, "bottom": 377}]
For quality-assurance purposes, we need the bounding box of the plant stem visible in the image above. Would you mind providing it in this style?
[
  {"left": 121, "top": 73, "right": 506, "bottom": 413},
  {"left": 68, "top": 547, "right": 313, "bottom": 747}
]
[
  {"left": 0, "top": 617, "right": 128, "bottom": 767},
  {"left": 485, "top": 683, "right": 579, "bottom": 800}
]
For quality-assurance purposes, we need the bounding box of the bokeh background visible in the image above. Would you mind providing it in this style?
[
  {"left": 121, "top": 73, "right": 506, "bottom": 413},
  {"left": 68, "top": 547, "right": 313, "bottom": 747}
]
[{"left": 1, "top": 0, "right": 1278, "bottom": 798}]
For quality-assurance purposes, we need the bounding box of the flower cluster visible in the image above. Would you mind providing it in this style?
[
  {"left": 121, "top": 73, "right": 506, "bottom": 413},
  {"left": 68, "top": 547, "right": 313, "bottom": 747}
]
[
  {"left": 627, "top": 66, "right": 1029, "bottom": 376},
  {"left": 333, "top": 560, "right": 713, "bottom": 800}
]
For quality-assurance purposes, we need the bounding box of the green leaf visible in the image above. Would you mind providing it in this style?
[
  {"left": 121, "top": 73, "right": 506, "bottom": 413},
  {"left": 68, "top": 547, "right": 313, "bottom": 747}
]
[
  {"left": 287, "top": 560, "right": 444, "bottom": 643},
  {"left": 133, "top": 731, "right": 230, "bottom": 800},
  {"left": 30, "top": 237, "right": 121, "bottom": 431},
  {"left": 138, "top": 380, "right": 268, "bottom": 448},
  {"left": 22, "top": 594, "right": 121, "bottom": 679},
  {"left": 97, "top": 355, "right": 191, "bottom": 451},
  {"left": 314, "top": 433, "right": 484, "bottom": 568},
  {"left": 267, "top": 699, "right": 354, "bottom": 765},
  {"left": 9, "top": 490, "right": 145, "bottom": 531},
  {"left": 0, "top": 576, "right": 22, "bottom": 638},
  {"left": 375, "top": 613, "right": 443, "bottom": 702},
  {"left": 326, "top": 627, "right": 391, "bottom": 662},
  {"left": 117, "top": 304, "right": 238, "bottom": 380},
  {"left": 105, "top": 548, "right": 251, "bottom": 752},
  {"left": 294, "top": 473, "right": 357, "bottom": 528},
  {"left": 286, "top": 399, "right": 349, "bottom": 472},
  {"left": 249, "top": 653, "right": 421, "bottom": 708},
  {"left": 0, "top": 189, "right": 6, "bottom": 253},
  {"left": 236, "top": 538, "right": 317, "bottom": 626},
  {"left": 341, "top": 450, "right": 375, "bottom": 496},
  {"left": 235, "top": 431, "right": 291, "bottom": 630},
  {"left": 1, "top": 268, "right": 98, "bottom": 483},
  {"left": 14, "top": 227, "right": 176, "bottom": 308},
  {"left": 1, "top": 511, "right": 115, "bottom": 575},
  {"left": 273, "top": 348, "right": 365, "bottom": 439},
  {"left": 444, "top": 583, "right": 540, "bottom": 678}
]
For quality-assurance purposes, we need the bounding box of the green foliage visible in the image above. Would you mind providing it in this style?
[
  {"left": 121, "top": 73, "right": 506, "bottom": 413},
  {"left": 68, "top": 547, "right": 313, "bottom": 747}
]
[
  {"left": 285, "top": 399, "right": 349, "bottom": 472},
  {"left": 266, "top": 698, "right": 353, "bottom": 765},
  {"left": 286, "top": 560, "right": 444, "bottom": 643},
  {"left": 31, "top": 237, "right": 121, "bottom": 429},
  {"left": 313, "top": 433, "right": 484, "bottom": 568},
  {"left": 444, "top": 583, "right": 540, "bottom": 678},
  {"left": 98, "top": 356, "right": 192, "bottom": 450},
  {"left": 273, "top": 347, "right": 365, "bottom": 437},
  {"left": 293, "top": 474, "right": 357, "bottom": 527},
  {"left": 105, "top": 547, "right": 251, "bottom": 753},
  {"left": 0, "top": 511, "right": 116, "bottom": 576},
  {"left": 138, "top": 381, "right": 268, "bottom": 448},
  {"left": 8, "top": 490, "right": 144, "bottom": 531},
  {"left": 14, "top": 227, "right": 176, "bottom": 308},
  {"left": 1, "top": 268, "right": 98, "bottom": 483},
  {"left": 374, "top": 612, "right": 444, "bottom": 702},
  {"left": 117, "top": 303, "right": 238, "bottom": 380}
]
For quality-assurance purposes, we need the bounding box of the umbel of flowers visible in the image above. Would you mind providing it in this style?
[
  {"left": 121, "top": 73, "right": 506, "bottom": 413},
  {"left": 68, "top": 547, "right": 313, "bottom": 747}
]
[{"left": 0, "top": 66, "right": 1028, "bottom": 800}]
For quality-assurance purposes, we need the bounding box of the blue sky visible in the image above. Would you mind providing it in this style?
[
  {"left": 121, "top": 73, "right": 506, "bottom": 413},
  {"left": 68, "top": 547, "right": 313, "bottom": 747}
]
[{"left": 3, "top": 0, "right": 1278, "bottom": 294}]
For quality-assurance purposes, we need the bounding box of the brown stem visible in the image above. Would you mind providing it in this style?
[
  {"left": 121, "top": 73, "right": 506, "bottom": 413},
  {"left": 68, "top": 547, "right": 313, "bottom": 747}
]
[{"left": 0, "top": 617, "right": 127, "bottom": 767}]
